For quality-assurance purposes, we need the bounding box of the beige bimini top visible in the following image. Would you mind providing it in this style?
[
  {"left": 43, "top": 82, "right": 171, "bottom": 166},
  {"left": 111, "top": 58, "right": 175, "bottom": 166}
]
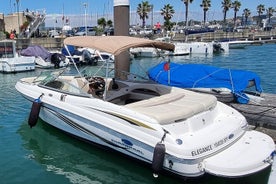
[{"left": 64, "top": 36, "right": 175, "bottom": 56}]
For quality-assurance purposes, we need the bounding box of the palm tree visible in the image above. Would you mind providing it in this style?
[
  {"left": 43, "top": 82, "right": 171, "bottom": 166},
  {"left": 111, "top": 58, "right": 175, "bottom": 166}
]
[
  {"left": 200, "top": 0, "right": 211, "bottom": 27},
  {"left": 257, "top": 4, "right": 265, "bottom": 27},
  {"left": 160, "top": 4, "right": 175, "bottom": 31},
  {"left": 243, "top": 8, "right": 251, "bottom": 27},
  {"left": 232, "top": 1, "right": 241, "bottom": 28},
  {"left": 97, "top": 17, "right": 107, "bottom": 29},
  {"left": 181, "top": 0, "right": 194, "bottom": 27},
  {"left": 137, "top": 1, "right": 152, "bottom": 28},
  {"left": 267, "top": 7, "right": 275, "bottom": 24},
  {"left": 221, "top": 0, "right": 232, "bottom": 25},
  {"left": 107, "top": 20, "right": 113, "bottom": 27}
]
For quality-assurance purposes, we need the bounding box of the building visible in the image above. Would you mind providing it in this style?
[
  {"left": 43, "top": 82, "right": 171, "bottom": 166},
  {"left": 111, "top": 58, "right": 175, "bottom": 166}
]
[
  {"left": 0, "top": 13, "right": 5, "bottom": 32},
  {"left": 3, "top": 12, "right": 26, "bottom": 34}
]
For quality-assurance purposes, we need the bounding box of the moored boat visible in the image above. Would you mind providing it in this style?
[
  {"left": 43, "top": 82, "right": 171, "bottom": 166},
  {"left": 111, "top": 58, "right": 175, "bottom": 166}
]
[
  {"left": 0, "top": 40, "right": 35, "bottom": 73},
  {"left": 226, "top": 40, "right": 254, "bottom": 49},
  {"left": 20, "top": 45, "right": 69, "bottom": 69},
  {"left": 148, "top": 61, "right": 276, "bottom": 128},
  {"left": 15, "top": 36, "right": 275, "bottom": 179}
]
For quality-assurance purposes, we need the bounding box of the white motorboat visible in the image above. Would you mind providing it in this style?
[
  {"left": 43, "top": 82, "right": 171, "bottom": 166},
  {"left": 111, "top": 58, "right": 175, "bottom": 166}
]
[
  {"left": 168, "top": 42, "right": 190, "bottom": 56},
  {"left": 0, "top": 40, "right": 35, "bottom": 73},
  {"left": 20, "top": 45, "right": 70, "bottom": 69},
  {"left": 34, "top": 54, "right": 69, "bottom": 69},
  {"left": 130, "top": 37, "right": 190, "bottom": 57},
  {"left": 130, "top": 47, "right": 165, "bottom": 58},
  {"left": 34, "top": 56, "right": 54, "bottom": 69},
  {"left": 15, "top": 36, "right": 275, "bottom": 179},
  {"left": 228, "top": 40, "right": 254, "bottom": 49}
]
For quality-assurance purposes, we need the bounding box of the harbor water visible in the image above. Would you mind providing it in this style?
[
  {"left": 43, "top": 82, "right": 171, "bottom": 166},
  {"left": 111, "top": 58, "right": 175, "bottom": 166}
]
[{"left": 0, "top": 43, "right": 275, "bottom": 184}]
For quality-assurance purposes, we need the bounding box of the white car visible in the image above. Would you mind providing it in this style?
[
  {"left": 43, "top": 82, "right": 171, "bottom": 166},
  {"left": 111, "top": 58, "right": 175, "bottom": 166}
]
[
  {"left": 129, "top": 28, "right": 137, "bottom": 35},
  {"left": 48, "top": 30, "right": 60, "bottom": 38},
  {"left": 139, "top": 28, "right": 153, "bottom": 35},
  {"left": 75, "top": 27, "right": 96, "bottom": 36}
]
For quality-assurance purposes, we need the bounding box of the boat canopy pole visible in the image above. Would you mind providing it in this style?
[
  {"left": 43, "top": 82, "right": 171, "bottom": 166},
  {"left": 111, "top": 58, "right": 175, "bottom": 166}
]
[
  {"left": 64, "top": 44, "right": 82, "bottom": 78},
  {"left": 95, "top": 50, "right": 109, "bottom": 101}
]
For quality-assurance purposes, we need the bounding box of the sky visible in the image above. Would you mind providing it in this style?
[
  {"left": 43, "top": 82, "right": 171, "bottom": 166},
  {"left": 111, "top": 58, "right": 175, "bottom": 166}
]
[{"left": 1, "top": 0, "right": 275, "bottom": 27}]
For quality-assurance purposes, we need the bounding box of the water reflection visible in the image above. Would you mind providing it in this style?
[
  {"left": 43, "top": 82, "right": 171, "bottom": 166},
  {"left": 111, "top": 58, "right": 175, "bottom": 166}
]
[{"left": 18, "top": 119, "right": 182, "bottom": 184}]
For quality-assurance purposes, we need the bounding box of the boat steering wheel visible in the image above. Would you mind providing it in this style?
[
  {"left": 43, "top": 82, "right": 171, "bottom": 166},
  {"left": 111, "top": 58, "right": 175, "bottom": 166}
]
[{"left": 86, "top": 76, "right": 105, "bottom": 97}]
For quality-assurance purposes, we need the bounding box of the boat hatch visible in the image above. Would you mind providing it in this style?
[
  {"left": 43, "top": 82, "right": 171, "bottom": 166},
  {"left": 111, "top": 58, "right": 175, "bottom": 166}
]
[{"left": 202, "top": 130, "right": 275, "bottom": 177}]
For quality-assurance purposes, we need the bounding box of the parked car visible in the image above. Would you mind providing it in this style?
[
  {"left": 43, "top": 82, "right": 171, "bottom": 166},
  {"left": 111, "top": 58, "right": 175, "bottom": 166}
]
[
  {"left": 75, "top": 27, "right": 96, "bottom": 36},
  {"left": 48, "top": 30, "right": 60, "bottom": 38},
  {"left": 129, "top": 28, "right": 137, "bottom": 35},
  {"left": 103, "top": 27, "right": 114, "bottom": 36},
  {"left": 139, "top": 28, "right": 153, "bottom": 35},
  {"left": 65, "top": 30, "right": 75, "bottom": 37}
]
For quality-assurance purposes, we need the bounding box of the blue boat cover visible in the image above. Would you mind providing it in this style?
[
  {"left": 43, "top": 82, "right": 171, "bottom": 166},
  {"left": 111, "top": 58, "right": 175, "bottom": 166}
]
[{"left": 148, "top": 62, "right": 263, "bottom": 104}]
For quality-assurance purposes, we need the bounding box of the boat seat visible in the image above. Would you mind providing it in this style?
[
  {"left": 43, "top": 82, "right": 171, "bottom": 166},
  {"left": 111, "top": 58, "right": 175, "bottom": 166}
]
[
  {"left": 125, "top": 89, "right": 217, "bottom": 125},
  {"left": 68, "top": 78, "right": 90, "bottom": 94}
]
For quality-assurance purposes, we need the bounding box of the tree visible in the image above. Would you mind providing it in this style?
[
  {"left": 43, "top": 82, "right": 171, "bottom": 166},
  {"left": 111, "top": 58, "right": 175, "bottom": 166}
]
[
  {"left": 107, "top": 20, "right": 113, "bottom": 27},
  {"left": 257, "top": 4, "right": 265, "bottom": 27},
  {"left": 243, "top": 8, "right": 251, "bottom": 27},
  {"left": 137, "top": 1, "right": 152, "bottom": 28},
  {"left": 267, "top": 7, "right": 275, "bottom": 24},
  {"left": 232, "top": 1, "right": 241, "bottom": 28},
  {"left": 181, "top": 0, "right": 194, "bottom": 27},
  {"left": 160, "top": 4, "right": 175, "bottom": 31},
  {"left": 97, "top": 17, "right": 107, "bottom": 29},
  {"left": 221, "top": 0, "right": 232, "bottom": 25},
  {"left": 200, "top": 0, "right": 211, "bottom": 27}
]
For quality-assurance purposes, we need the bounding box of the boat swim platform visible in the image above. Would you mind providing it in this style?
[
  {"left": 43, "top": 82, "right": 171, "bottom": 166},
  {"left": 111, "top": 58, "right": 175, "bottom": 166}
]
[{"left": 229, "top": 93, "right": 276, "bottom": 131}]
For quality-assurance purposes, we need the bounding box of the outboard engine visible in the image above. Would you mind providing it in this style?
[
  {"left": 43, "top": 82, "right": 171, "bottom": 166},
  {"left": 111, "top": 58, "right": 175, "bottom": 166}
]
[
  {"left": 82, "top": 49, "right": 97, "bottom": 66},
  {"left": 51, "top": 53, "right": 65, "bottom": 68}
]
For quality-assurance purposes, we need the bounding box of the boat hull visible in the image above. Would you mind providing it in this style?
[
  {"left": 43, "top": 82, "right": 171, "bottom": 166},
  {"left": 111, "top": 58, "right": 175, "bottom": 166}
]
[
  {"left": 16, "top": 77, "right": 275, "bottom": 179},
  {"left": 0, "top": 57, "right": 35, "bottom": 73},
  {"left": 37, "top": 100, "right": 205, "bottom": 178},
  {"left": 34, "top": 102, "right": 276, "bottom": 178}
]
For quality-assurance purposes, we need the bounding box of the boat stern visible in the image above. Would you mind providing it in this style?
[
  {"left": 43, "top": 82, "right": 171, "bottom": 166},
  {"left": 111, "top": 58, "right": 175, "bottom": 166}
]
[{"left": 202, "top": 130, "right": 275, "bottom": 177}]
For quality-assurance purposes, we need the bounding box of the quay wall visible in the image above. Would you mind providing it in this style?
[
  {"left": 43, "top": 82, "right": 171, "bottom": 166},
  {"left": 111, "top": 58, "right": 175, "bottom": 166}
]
[
  {"left": 14, "top": 30, "right": 276, "bottom": 49},
  {"left": 172, "top": 29, "right": 276, "bottom": 42},
  {"left": 16, "top": 37, "right": 65, "bottom": 49}
]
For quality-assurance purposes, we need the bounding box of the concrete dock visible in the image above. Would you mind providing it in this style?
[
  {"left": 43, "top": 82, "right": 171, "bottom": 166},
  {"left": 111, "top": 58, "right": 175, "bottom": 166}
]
[{"left": 253, "top": 126, "right": 276, "bottom": 142}]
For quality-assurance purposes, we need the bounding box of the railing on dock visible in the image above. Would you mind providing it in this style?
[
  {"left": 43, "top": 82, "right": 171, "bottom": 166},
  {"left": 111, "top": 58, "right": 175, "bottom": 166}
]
[{"left": 172, "top": 29, "right": 276, "bottom": 42}]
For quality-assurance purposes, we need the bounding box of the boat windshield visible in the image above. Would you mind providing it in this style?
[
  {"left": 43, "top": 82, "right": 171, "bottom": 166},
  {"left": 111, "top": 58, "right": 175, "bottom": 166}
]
[
  {"left": 33, "top": 69, "right": 66, "bottom": 84},
  {"left": 0, "top": 41, "right": 15, "bottom": 58},
  {"left": 34, "top": 69, "right": 90, "bottom": 96}
]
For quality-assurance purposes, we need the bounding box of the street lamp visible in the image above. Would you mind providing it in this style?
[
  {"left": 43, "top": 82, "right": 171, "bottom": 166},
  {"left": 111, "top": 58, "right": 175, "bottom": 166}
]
[
  {"left": 16, "top": 0, "right": 20, "bottom": 36},
  {"left": 83, "top": 3, "right": 88, "bottom": 36}
]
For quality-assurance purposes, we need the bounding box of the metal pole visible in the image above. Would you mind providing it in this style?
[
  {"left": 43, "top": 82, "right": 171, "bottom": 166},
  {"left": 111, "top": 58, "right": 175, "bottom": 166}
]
[
  {"left": 16, "top": 0, "right": 20, "bottom": 36},
  {"left": 151, "top": 4, "right": 153, "bottom": 29},
  {"left": 83, "top": 3, "right": 88, "bottom": 36}
]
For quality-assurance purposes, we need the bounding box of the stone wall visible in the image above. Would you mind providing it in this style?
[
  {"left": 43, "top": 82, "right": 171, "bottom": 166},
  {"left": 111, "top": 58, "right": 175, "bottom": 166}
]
[{"left": 16, "top": 37, "right": 65, "bottom": 49}]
